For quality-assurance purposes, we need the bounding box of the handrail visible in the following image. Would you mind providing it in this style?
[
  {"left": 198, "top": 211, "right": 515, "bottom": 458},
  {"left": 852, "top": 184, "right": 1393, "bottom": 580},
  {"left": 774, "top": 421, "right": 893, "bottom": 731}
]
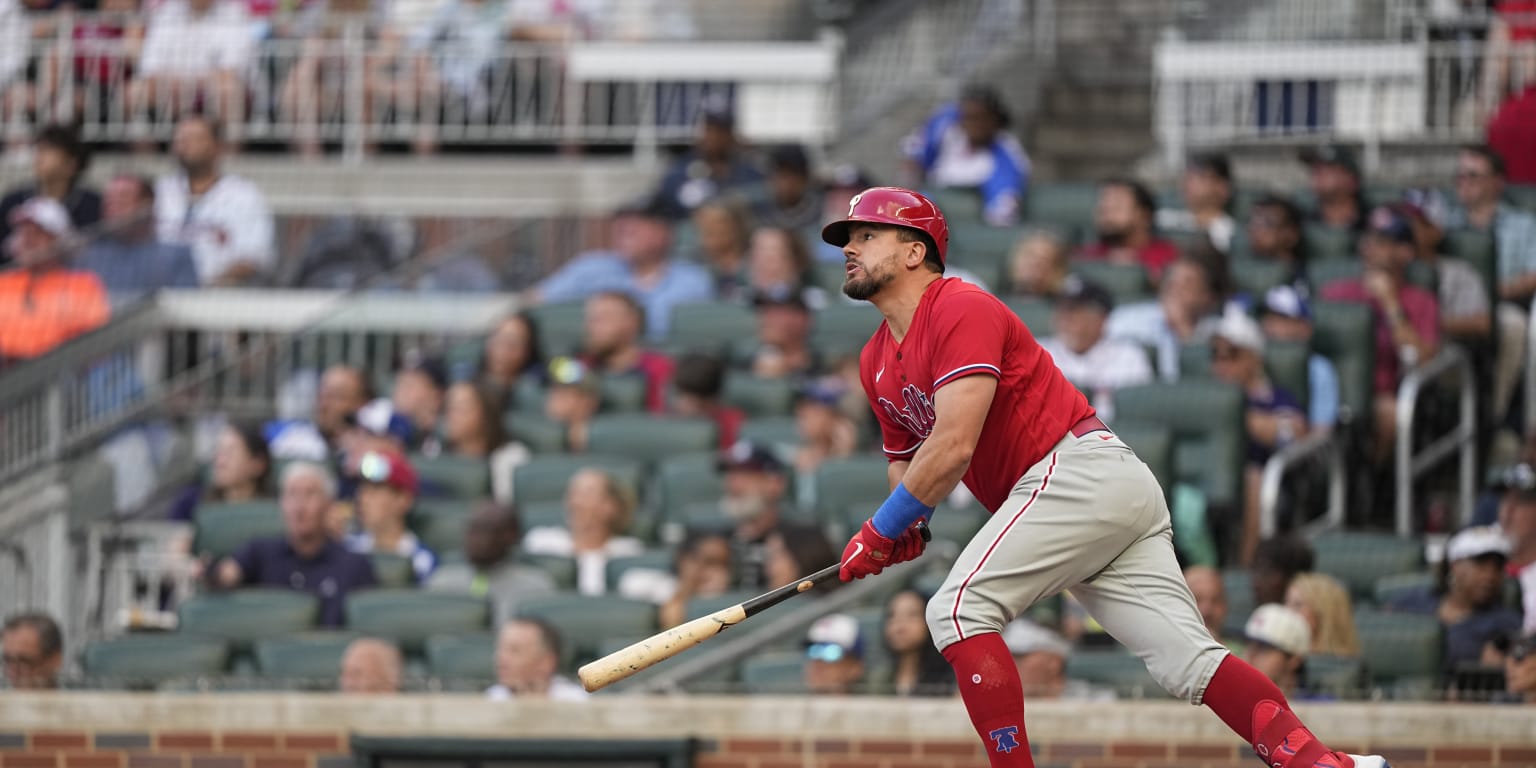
[
  {"left": 1258, "top": 430, "right": 1345, "bottom": 539},
  {"left": 1394, "top": 344, "right": 1477, "bottom": 536}
]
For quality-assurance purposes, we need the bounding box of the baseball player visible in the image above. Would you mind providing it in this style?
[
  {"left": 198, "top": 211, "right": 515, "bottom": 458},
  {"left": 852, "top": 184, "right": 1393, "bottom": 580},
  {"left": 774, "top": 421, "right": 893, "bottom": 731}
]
[{"left": 822, "top": 187, "right": 1389, "bottom": 768}]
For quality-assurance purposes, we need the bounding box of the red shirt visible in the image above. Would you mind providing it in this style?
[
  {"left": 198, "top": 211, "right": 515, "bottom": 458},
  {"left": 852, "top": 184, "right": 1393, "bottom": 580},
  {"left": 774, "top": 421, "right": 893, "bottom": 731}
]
[
  {"left": 860, "top": 278, "right": 1094, "bottom": 513},
  {"left": 1489, "top": 85, "right": 1536, "bottom": 184},
  {"left": 1319, "top": 278, "right": 1440, "bottom": 394},
  {"left": 1076, "top": 239, "right": 1180, "bottom": 283}
]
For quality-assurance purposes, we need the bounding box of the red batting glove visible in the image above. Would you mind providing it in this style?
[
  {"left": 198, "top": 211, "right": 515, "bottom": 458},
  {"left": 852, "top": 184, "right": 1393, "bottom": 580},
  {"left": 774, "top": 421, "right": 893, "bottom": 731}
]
[
  {"left": 839, "top": 520, "right": 896, "bottom": 582},
  {"left": 888, "top": 520, "right": 929, "bottom": 565}
]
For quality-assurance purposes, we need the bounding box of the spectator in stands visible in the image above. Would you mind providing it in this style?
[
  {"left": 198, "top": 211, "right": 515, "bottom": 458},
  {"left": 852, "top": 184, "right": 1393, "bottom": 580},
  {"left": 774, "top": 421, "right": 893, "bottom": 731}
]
[
  {"left": 534, "top": 200, "right": 712, "bottom": 341},
  {"left": 334, "top": 398, "right": 415, "bottom": 508},
  {"left": 750, "top": 144, "right": 822, "bottom": 231},
  {"left": 650, "top": 100, "right": 765, "bottom": 220},
  {"left": 268, "top": 364, "right": 371, "bottom": 461},
  {"left": 803, "top": 613, "right": 866, "bottom": 695},
  {"left": 1003, "top": 618, "right": 1111, "bottom": 701},
  {"left": 1285, "top": 572, "right": 1360, "bottom": 657},
  {"left": 478, "top": 311, "right": 545, "bottom": 403},
  {"left": 442, "top": 381, "right": 528, "bottom": 505},
  {"left": 208, "top": 461, "right": 378, "bottom": 627},
  {"left": 278, "top": 0, "right": 387, "bottom": 158},
  {"left": 746, "top": 226, "right": 819, "bottom": 304},
  {"left": 0, "top": 0, "right": 22, "bottom": 108},
  {"left": 903, "top": 83, "right": 1029, "bottom": 226},
  {"left": 345, "top": 450, "right": 435, "bottom": 583},
  {"left": 1006, "top": 230, "right": 1071, "bottom": 299},
  {"left": 1446, "top": 145, "right": 1536, "bottom": 427},
  {"left": 1241, "top": 604, "right": 1311, "bottom": 698},
  {"left": 1106, "top": 253, "right": 1226, "bottom": 380},
  {"left": 2, "top": 612, "right": 63, "bottom": 690},
  {"left": 338, "top": 637, "right": 403, "bottom": 694},
  {"left": 691, "top": 200, "right": 752, "bottom": 300},
  {"left": 748, "top": 289, "right": 818, "bottom": 380},
  {"left": 719, "top": 441, "right": 792, "bottom": 586},
  {"left": 0, "top": 123, "right": 101, "bottom": 259},
  {"left": 1039, "top": 276, "right": 1153, "bottom": 423},
  {"left": 1183, "top": 565, "right": 1235, "bottom": 650},
  {"left": 544, "top": 357, "right": 601, "bottom": 453},
  {"left": 1320, "top": 205, "right": 1441, "bottom": 459},
  {"left": 155, "top": 113, "right": 275, "bottom": 286},
  {"left": 133, "top": 0, "right": 253, "bottom": 138},
  {"left": 1388, "top": 525, "right": 1522, "bottom": 670},
  {"left": 1257, "top": 286, "right": 1340, "bottom": 431},
  {"left": 390, "top": 356, "right": 447, "bottom": 454},
  {"left": 0, "top": 198, "right": 110, "bottom": 365},
  {"left": 881, "top": 588, "right": 953, "bottom": 696},
  {"left": 652, "top": 529, "right": 735, "bottom": 629},
  {"left": 1495, "top": 465, "right": 1536, "bottom": 634},
  {"left": 671, "top": 353, "right": 744, "bottom": 450},
  {"left": 524, "top": 468, "right": 643, "bottom": 596},
  {"left": 1507, "top": 632, "right": 1536, "bottom": 703},
  {"left": 1157, "top": 152, "right": 1237, "bottom": 253},
  {"left": 487, "top": 617, "right": 588, "bottom": 701},
  {"left": 792, "top": 377, "right": 859, "bottom": 478},
  {"left": 427, "top": 501, "right": 555, "bottom": 627},
  {"left": 1079, "top": 178, "right": 1179, "bottom": 284},
  {"left": 1398, "top": 197, "right": 1492, "bottom": 340},
  {"left": 578, "top": 291, "right": 674, "bottom": 412},
  {"left": 168, "top": 421, "right": 272, "bottom": 522},
  {"left": 1299, "top": 144, "right": 1367, "bottom": 231},
  {"left": 1209, "top": 308, "right": 1308, "bottom": 564},
  {"left": 77, "top": 174, "right": 199, "bottom": 301},
  {"left": 763, "top": 521, "right": 837, "bottom": 596},
  {"left": 1252, "top": 535, "right": 1315, "bottom": 607},
  {"left": 1246, "top": 194, "right": 1308, "bottom": 290}
]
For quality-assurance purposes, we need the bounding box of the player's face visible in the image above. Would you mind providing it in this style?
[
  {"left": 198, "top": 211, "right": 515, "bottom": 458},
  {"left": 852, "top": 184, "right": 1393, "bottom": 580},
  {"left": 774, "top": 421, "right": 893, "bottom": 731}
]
[{"left": 841, "top": 224, "right": 902, "bottom": 301}]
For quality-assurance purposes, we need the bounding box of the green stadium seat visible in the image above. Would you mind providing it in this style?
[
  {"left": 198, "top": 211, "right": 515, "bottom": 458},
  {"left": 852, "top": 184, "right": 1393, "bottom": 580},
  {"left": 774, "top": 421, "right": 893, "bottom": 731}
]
[
  {"left": 1373, "top": 571, "right": 1435, "bottom": 606},
  {"left": 1310, "top": 301, "right": 1375, "bottom": 428},
  {"left": 677, "top": 500, "right": 734, "bottom": 530},
  {"left": 521, "top": 554, "right": 577, "bottom": 591},
  {"left": 253, "top": 632, "right": 357, "bottom": 690},
  {"left": 925, "top": 188, "right": 985, "bottom": 224},
  {"left": 512, "top": 454, "right": 646, "bottom": 506},
  {"left": 1221, "top": 569, "right": 1255, "bottom": 639},
  {"left": 669, "top": 302, "right": 758, "bottom": 355},
  {"left": 1228, "top": 258, "right": 1292, "bottom": 298},
  {"left": 1064, "top": 648, "right": 1170, "bottom": 698},
  {"left": 1176, "top": 340, "right": 1312, "bottom": 414},
  {"left": 412, "top": 454, "right": 490, "bottom": 499},
  {"left": 739, "top": 417, "right": 800, "bottom": 451},
  {"left": 654, "top": 454, "right": 724, "bottom": 519},
  {"left": 83, "top": 634, "right": 229, "bottom": 690},
  {"left": 1113, "top": 381, "right": 1246, "bottom": 510},
  {"left": 522, "top": 500, "right": 567, "bottom": 530},
  {"left": 683, "top": 590, "right": 760, "bottom": 621},
  {"left": 587, "top": 415, "right": 717, "bottom": 463},
  {"left": 1001, "top": 295, "right": 1053, "bottom": 337},
  {"left": 1110, "top": 422, "right": 1174, "bottom": 502},
  {"left": 1353, "top": 608, "right": 1443, "bottom": 686},
  {"left": 723, "top": 373, "right": 795, "bottom": 418},
  {"left": 424, "top": 632, "right": 496, "bottom": 690},
  {"left": 526, "top": 302, "right": 586, "bottom": 358},
  {"left": 516, "top": 594, "right": 659, "bottom": 663},
  {"left": 1023, "top": 182, "right": 1099, "bottom": 234},
  {"left": 1364, "top": 184, "right": 1405, "bottom": 209},
  {"left": 370, "top": 553, "right": 415, "bottom": 588},
  {"left": 1313, "top": 259, "right": 1437, "bottom": 294},
  {"left": 345, "top": 590, "right": 489, "bottom": 654},
  {"left": 598, "top": 375, "right": 648, "bottom": 413},
  {"left": 410, "top": 499, "right": 473, "bottom": 557},
  {"left": 606, "top": 549, "right": 675, "bottom": 592},
  {"left": 1303, "top": 223, "right": 1355, "bottom": 260},
  {"left": 192, "top": 500, "right": 283, "bottom": 559},
  {"left": 813, "top": 455, "right": 892, "bottom": 529},
  {"left": 1313, "top": 531, "right": 1423, "bottom": 601},
  {"left": 1305, "top": 653, "right": 1367, "bottom": 699},
  {"left": 926, "top": 506, "right": 988, "bottom": 546},
  {"left": 505, "top": 413, "right": 567, "bottom": 453},
  {"left": 1443, "top": 228, "right": 1498, "bottom": 313},
  {"left": 511, "top": 378, "right": 546, "bottom": 414},
  {"left": 1071, "top": 261, "right": 1151, "bottom": 305},
  {"left": 1507, "top": 185, "right": 1536, "bottom": 212},
  {"left": 949, "top": 223, "right": 1026, "bottom": 285},
  {"left": 176, "top": 589, "right": 319, "bottom": 653},
  {"left": 739, "top": 650, "right": 808, "bottom": 693},
  {"left": 811, "top": 304, "right": 883, "bottom": 361}
]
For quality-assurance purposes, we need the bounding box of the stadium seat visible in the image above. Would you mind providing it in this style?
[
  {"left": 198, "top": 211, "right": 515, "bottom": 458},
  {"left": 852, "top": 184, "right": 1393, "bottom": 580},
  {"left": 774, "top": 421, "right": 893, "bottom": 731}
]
[
  {"left": 654, "top": 453, "right": 724, "bottom": 519},
  {"left": 1001, "top": 296, "right": 1052, "bottom": 337},
  {"left": 516, "top": 594, "right": 659, "bottom": 663},
  {"left": 587, "top": 415, "right": 717, "bottom": 464},
  {"left": 82, "top": 634, "right": 229, "bottom": 690},
  {"left": 410, "top": 499, "right": 473, "bottom": 557},
  {"left": 739, "top": 417, "right": 800, "bottom": 452},
  {"left": 1309, "top": 301, "right": 1375, "bottom": 428},
  {"left": 412, "top": 454, "right": 490, "bottom": 499},
  {"left": 811, "top": 304, "right": 883, "bottom": 361},
  {"left": 192, "top": 500, "right": 283, "bottom": 559},
  {"left": 522, "top": 500, "right": 567, "bottom": 530},
  {"left": 1507, "top": 184, "right": 1536, "bottom": 212},
  {"left": 1303, "top": 223, "right": 1355, "bottom": 261},
  {"left": 1176, "top": 340, "right": 1311, "bottom": 414},
  {"left": 512, "top": 454, "right": 646, "bottom": 506},
  {"left": 505, "top": 413, "right": 567, "bottom": 453},
  {"left": 683, "top": 590, "right": 760, "bottom": 621},
  {"left": 669, "top": 302, "right": 758, "bottom": 356},
  {"left": 371, "top": 553, "right": 415, "bottom": 588},
  {"left": 1071, "top": 261, "right": 1151, "bottom": 305},
  {"left": 1113, "top": 381, "right": 1246, "bottom": 510},
  {"left": 1221, "top": 569, "right": 1255, "bottom": 639},
  {"left": 926, "top": 505, "right": 988, "bottom": 546},
  {"left": 948, "top": 223, "right": 1026, "bottom": 284},
  {"left": 599, "top": 375, "right": 648, "bottom": 413},
  {"left": 1110, "top": 422, "right": 1174, "bottom": 502},
  {"left": 345, "top": 590, "right": 489, "bottom": 653},
  {"left": 1373, "top": 571, "right": 1435, "bottom": 606},
  {"left": 521, "top": 554, "right": 577, "bottom": 591},
  {"left": 606, "top": 549, "right": 674, "bottom": 592},
  {"left": 1443, "top": 228, "right": 1498, "bottom": 302},
  {"left": 253, "top": 632, "right": 357, "bottom": 690},
  {"left": 177, "top": 589, "right": 319, "bottom": 655},
  {"left": 723, "top": 373, "right": 795, "bottom": 418},
  {"left": 424, "top": 632, "right": 496, "bottom": 690},
  {"left": 511, "top": 378, "right": 546, "bottom": 414},
  {"left": 1353, "top": 608, "right": 1443, "bottom": 686},
  {"left": 1023, "top": 182, "right": 1099, "bottom": 235},
  {"left": 1227, "top": 258, "right": 1292, "bottom": 298},
  {"left": 1064, "top": 648, "right": 1171, "bottom": 699},
  {"left": 738, "top": 650, "right": 808, "bottom": 693},
  {"left": 813, "top": 455, "right": 894, "bottom": 529},
  {"left": 1313, "top": 531, "right": 1423, "bottom": 601},
  {"left": 925, "top": 188, "right": 985, "bottom": 224},
  {"left": 525, "top": 302, "right": 586, "bottom": 358},
  {"left": 1364, "top": 184, "right": 1406, "bottom": 209},
  {"left": 1306, "top": 653, "right": 1367, "bottom": 699}
]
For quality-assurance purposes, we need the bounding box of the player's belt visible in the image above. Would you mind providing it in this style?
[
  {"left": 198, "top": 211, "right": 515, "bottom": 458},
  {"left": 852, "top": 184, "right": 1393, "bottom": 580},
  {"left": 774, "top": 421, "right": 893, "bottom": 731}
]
[{"left": 1069, "top": 415, "right": 1111, "bottom": 438}]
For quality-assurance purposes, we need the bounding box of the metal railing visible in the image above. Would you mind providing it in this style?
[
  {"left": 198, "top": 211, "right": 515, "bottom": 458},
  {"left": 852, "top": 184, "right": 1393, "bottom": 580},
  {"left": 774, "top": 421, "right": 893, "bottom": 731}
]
[
  {"left": 1258, "top": 430, "right": 1346, "bottom": 539},
  {"left": 1394, "top": 344, "right": 1477, "bottom": 536}
]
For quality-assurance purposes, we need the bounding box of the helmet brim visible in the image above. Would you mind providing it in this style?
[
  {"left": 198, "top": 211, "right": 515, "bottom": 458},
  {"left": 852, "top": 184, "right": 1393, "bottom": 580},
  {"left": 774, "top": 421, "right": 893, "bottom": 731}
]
[{"left": 820, "top": 220, "right": 852, "bottom": 251}]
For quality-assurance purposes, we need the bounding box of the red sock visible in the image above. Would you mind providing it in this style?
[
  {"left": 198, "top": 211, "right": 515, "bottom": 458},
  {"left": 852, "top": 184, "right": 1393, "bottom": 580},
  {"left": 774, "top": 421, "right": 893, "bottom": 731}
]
[
  {"left": 941, "top": 633, "right": 1035, "bottom": 768},
  {"left": 1202, "top": 655, "right": 1352, "bottom": 768}
]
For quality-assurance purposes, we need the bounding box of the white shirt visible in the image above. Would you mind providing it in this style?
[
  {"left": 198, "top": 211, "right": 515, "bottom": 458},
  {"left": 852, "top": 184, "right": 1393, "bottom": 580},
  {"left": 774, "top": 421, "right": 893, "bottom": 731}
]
[
  {"left": 489, "top": 441, "right": 531, "bottom": 507},
  {"left": 0, "top": 0, "right": 25, "bottom": 87},
  {"left": 139, "top": 0, "right": 254, "bottom": 78},
  {"left": 485, "top": 676, "right": 589, "bottom": 701},
  {"left": 155, "top": 172, "right": 275, "bottom": 284},
  {"left": 1038, "top": 336, "right": 1154, "bottom": 423},
  {"left": 1155, "top": 208, "right": 1237, "bottom": 253},
  {"left": 1518, "top": 561, "right": 1536, "bottom": 634},
  {"left": 522, "top": 527, "right": 644, "bottom": 596}
]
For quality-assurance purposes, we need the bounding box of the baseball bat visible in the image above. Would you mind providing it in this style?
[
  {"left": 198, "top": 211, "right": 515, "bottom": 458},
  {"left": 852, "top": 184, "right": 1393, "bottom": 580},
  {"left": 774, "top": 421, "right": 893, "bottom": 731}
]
[{"left": 577, "top": 521, "right": 930, "bottom": 693}]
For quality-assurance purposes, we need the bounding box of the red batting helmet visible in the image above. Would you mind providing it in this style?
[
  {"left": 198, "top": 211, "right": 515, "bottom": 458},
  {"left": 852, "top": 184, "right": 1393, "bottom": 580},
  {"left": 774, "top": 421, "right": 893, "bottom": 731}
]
[{"left": 820, "top": 186, "right": 949, "bottom": 264}]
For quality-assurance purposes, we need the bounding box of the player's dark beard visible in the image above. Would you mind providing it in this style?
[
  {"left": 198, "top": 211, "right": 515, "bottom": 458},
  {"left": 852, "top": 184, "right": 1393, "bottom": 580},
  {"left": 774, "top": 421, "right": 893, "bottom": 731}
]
[{"left": 842, "top": 265, "right": 894, "bottom": 301}]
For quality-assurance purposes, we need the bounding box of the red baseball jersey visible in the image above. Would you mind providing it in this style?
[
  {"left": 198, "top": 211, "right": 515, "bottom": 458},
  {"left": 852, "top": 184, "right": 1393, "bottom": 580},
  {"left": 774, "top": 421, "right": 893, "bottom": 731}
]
[{"left": 858, "top": 278, "right": 1095, "bottom": 513}]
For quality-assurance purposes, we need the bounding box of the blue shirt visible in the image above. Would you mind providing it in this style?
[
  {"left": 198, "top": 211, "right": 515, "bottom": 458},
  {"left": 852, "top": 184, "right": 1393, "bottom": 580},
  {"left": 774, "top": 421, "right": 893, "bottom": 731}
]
[
  {"left": 1388, "top": 586, "right": 1523, "bottom": 670},
  {"left": 537, "top": 252, "right": 714, "bottom": 340},
  {"left": 906, "top": 103, "right": 1031, "bottom": 225},
  {"left": 650, "top": 152, "right": 766, "bottom": 220},
  {"left": 232, "top": 537, "right": 378, "bottom": 627},
  {"left": 1105, "top": 301, "right": 1181, "bottom": 380},
  {"left": 76, "top": 236, "right": 199, "bottom": 300},
  {"left": 1247, "top": 382, "right": 1304, "bottom": 465},
  {"left": 1308, "top": 353, "right": 1340, "bottom": 429}
]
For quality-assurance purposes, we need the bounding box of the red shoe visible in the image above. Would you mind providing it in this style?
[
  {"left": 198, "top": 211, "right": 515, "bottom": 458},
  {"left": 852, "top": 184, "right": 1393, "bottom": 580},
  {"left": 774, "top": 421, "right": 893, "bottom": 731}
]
[{"left": 1252, "top": 702, "right": 1392, "bottom": 768}]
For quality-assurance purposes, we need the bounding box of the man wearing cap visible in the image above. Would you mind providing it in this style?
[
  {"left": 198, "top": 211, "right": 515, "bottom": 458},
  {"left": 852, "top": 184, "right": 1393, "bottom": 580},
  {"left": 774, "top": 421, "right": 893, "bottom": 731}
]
[
  {"left": 579, "top": 291, "right": 674, "bottom": 412},
  {"left": 0, "top": 123, "right": 102, "bottom": 260},
  {"left": 1258, "top": 285, "right": 1341, "bottom": 430},
  {"left": 1157, "top": 153, "right": 1237, "bottom": 253},
  {"left": 718, "top": 439, "right": 792, "bottom": 588},
  {"left": 749, "top": 288, "right": 818, "bottom": 380},
  {"left": 671, "top": 353, "right": 744, "bottom": 450},
  {"left": 904, "top": 84, "right": 1030, "bottom": 226},
  {"left": 1242, "top": 604, "right": 1312, "bottom": 698},
  {"left": 1038, "top": 277, "right": 1152, "bottom": 423},
  {"left": 0, "top": 197, "right": 110, "bottom": 365},
  {"left": 1209, "top": 309, "right": 1308, "bottom": 564},
  {"left": 1299, "top": 145, "right": 1366, "bottom": 232},
  {"left": 544, "top": 357, "right": 602, "bottom": 453},
  {"left": 1387, "top": 525, "right": 1521, "bottom": 670},
  {"left": 803, "top": 613, "right": 867, "bottom": 695},
  {"left": 1321, "top": 205, "right": 1441, "bottom": 460},
  {"left": 346, "top": 450, "right": 436, "bottom": 584},
  {"left": 650, "top": 99, "right": 766, "bottom": 221},
  {"left": 1496, "top": 465, "right": 1536, "bottom": 634},
  {"left": 748, "top": 144, "right": 823, "bottom": 231}
]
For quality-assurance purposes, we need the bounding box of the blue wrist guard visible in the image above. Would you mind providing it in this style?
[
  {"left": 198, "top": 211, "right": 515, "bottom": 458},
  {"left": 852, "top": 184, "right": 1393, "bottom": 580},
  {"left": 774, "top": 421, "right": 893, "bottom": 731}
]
[{"left": 870, "top": 483, "right": 935, "bottom": 539}]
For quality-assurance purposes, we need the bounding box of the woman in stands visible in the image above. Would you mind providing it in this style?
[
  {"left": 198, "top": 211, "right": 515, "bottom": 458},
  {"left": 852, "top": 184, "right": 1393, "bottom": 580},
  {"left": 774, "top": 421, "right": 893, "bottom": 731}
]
[
  {"left": 168, "top": 421, "right": 272, "bottom": 522},
  {"left": 442, "top": 380, "right": 528, "bottom": 507},
  {"left": 477, "top": 311, "right": 544, "bottom": 405},
  {"left": 881, "top": 588, "right": 955, "bottom": 696},
  {"left": 746, "top": 225, "right": 821, "bottom": 306},
  {"left": 1285, "top": 573, "right": 1361, "bottom": 657},
  {"left": 761, "top": 521, "right": 838, "bottom": 596},
  {"left": 523, "top": 468, "right": 644, "bottom": 596},
  {"left": 646, "top": 529, "right": 736, "bottom": 629},
  {"left": 691, "top": 200, "right": 753, "bottom": 300}
]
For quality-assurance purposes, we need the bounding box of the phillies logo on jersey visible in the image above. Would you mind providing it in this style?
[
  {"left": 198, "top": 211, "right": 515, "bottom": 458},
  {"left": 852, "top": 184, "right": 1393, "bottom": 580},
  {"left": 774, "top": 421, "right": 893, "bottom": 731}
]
[{"left": 878, "top": 384, "right": 936, "bottom": 439}]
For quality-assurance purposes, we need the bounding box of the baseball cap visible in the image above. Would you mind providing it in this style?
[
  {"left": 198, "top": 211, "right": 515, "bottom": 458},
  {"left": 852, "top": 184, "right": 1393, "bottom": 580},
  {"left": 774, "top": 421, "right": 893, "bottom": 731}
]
[
  {"left": 548, "top": 356, "right": 600, "bottom": 392},
  {"left": 805, "top": 613, "right": 864, "bottom": 662},
  {"left": 1002, "top": 619, "right": 1072, "bottom": 658},
  {"left": 9, "top": 197, "right": 72, "bottom": 237},
  {"left": 357, "top": 450, "right": 419, "bottom": 495},
  {"left": 349, "top": 398, "right": 414, "bottom": 445},
  {"left": 1260, "top": 285, "right": 1312, "bottom": 322},
  {"left": 1399, "top": 188, "right": 1450, "bottom": 229},
  {"left": 1055, "top": 275, "right": 1115, "bottom": 314},
  {"left": 1445, "top": 525, "right": 1511, "bottom": 562},
  {"left": 718, "top": 439, "right": 786, "bottom": 474},
  {"left": 1244, "top": 604, "right": 1311, "bottom": 657},
  {"left": 1490, "top": 462, "right": 1536, "bottom": 499},
  {"left": 1212, "top": 308, "right": 1265, "bottom": 355},
  {"left": 1366, "top": 205, "right": 1415, "bottom": 244},
  {"left": 1299, "top": 144, "right": 1360, "bottom": 177}
]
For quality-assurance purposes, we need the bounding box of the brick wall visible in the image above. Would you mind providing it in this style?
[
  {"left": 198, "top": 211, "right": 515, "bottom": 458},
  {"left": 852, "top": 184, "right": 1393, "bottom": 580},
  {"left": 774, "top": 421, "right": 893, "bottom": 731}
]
[{"left": 0, "top": 731, "right": 349, "bottom": 768}]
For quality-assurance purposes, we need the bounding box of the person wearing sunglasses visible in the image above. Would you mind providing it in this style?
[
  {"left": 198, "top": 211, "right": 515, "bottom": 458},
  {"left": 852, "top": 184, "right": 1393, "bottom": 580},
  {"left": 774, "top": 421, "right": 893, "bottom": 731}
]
[
  {"left": 802, "top": 613, "right": 867, "bottom": 696},
  {"left": 346, "top": 450, "right": 436, "bottom": 584},
  {"left": 1506, "top": 632, "right": 1536, "bottom": 703}
]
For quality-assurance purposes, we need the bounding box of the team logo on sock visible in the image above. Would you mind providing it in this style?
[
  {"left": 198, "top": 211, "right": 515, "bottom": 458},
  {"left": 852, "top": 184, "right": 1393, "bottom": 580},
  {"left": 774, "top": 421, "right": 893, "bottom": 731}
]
[{"left": 988, "top": 726, "right": 1021, "bottom": 754}]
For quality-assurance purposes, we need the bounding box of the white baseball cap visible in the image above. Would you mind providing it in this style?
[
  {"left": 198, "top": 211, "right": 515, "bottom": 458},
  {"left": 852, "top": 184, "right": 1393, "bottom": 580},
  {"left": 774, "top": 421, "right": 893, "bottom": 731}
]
[
  {"left": 1212, "top": 307, "right": 1265, "bottom": 355},
  {"left": 1445, "top": 525, "right": 1511, "bottom": 562},
  {"left": 8, "top": 197, "right": 72, "bottom": 237},
  {"left": 805, "top": 613, "right": 864, "bottom": 661},
  {"left": 1244, "top": 604, "right": 1310, "bottom": 657},
  {"left": 1002, "top": 619, "right": 1072, "bottom": 658}
]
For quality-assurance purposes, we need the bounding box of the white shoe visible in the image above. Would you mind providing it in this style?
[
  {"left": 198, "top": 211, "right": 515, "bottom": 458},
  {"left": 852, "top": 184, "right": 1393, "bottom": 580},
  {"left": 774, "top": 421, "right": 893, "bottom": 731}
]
[{"left": 1345, "top": 756, "right": 1392, "bottom": 768}]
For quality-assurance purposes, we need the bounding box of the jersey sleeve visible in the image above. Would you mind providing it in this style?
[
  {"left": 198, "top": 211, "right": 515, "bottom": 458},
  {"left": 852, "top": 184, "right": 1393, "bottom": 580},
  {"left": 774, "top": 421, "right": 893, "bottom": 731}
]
[
  {"left": 859, "top": 344, "right": 921, "bottom": 462},
  {"left": 928, "top": 289, "right": 1007, "bottom": 391}
]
